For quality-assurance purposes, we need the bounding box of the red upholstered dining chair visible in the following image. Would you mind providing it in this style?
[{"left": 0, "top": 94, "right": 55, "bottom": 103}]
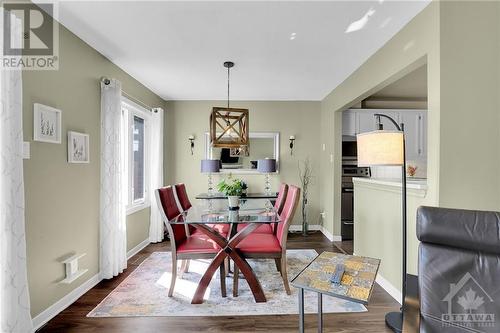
[
  {"left": 156, "top": 186, "right": 228, "bottom": 297},
  {"left": 233, "top": 185, "right": 300, "bottom": 296},
  {"left": 174, "top": 183, "right": 192, "bottom": 211},
  {"left": 173, "top": 183, "right": 196, "bottom": 237},
  {"left": 174, "top": 183, "right": 203, "bottom": 237},
  {"left": 236, "top": 183, "right": 289, "bottom": 234},
  {"left": 274, "top": 183, "right": 289, "bottom": 216}
]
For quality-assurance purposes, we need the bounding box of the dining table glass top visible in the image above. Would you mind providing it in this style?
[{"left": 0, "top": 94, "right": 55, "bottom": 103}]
[{"left": 170, "top": 198, "right": 280, "bottom": 225}]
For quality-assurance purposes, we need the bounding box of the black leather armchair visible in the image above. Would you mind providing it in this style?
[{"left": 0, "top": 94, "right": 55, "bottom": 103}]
[{"left": 404, "top": 206, "right": 500, "bottom": 333}]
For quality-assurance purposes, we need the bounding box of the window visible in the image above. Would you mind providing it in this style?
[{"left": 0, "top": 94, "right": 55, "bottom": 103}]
[
  {"left": 132, "top": 115, "right": 145, "bottom": 201},
  {"left": 122, "top": 98, "right": 150, "bottom": 214}
]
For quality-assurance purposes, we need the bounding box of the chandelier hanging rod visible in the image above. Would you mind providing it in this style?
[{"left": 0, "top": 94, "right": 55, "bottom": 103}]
[{"left": 224, "top": 61, "right": 234, "bottom": 108}]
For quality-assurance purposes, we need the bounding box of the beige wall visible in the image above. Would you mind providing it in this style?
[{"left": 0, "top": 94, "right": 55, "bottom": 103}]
[
  {"left": 438, "top": 1, "right": 500, "bottom": 210},
  {"left": 165, "top": 101, "right": 322, "bottom": 227},
  {"left": 23, "top": 23, "right": 164, "bottom": 317},
  {"left": 127, "top": 208, "right": 151, "bottom": 251}
]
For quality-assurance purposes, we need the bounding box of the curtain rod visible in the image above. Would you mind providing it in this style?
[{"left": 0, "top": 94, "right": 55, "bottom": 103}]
[{"left": 101, "top": 77, "right": 158, "bottom": 112}]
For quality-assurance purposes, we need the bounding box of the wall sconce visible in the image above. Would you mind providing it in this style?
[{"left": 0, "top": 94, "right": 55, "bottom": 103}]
[
  {"left": 188, "top": 135, "right": 195, "bottom": 155},
  {"left": 289, "top": 135, "right": 296, "bottom": 155}
]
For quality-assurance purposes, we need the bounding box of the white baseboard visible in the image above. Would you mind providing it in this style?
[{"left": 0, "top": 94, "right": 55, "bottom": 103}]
[
  {"left": 32, "top": 273, "right": 101, "bottom": 331},
  {"left": 289, "top": 225, "right": 342, "bottom": 242},
  {"left": 127, "top": 238, "right": 150, "bottom": 259},
  {"left": 319, "top": 225, "right": 341, "bottom": 242},
  {"left": 376, "top": 273, "right": 402, "bottom": 305}
]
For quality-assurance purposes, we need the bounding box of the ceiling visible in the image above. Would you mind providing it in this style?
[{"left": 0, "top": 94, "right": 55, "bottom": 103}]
[
  {"left": 54, "top": 1, "right": 430, "bottom": 101},
  {"left": 372, "top": 64, "right": 428, "bottom": 99}
]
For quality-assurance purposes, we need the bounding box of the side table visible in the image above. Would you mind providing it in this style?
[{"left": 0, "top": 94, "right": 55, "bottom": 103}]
[{"left": 291, "top": 251, "right": 381, "bottom": 332}]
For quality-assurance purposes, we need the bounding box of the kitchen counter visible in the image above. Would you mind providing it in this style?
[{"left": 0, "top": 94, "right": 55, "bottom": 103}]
[
  {"left": 352, "top": 177, "right": 429, "bottom": 299},
  {"left": 353, "top": 177, "right": 427, "bottom": 197}
]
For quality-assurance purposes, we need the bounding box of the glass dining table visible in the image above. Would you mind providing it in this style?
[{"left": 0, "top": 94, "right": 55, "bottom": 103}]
[{"left": 170, "top": 199, "right": 280, "bottom": 304}]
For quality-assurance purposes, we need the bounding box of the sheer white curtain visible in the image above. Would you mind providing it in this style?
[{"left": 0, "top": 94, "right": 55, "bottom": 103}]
[
  {"left": 100, "top": 79, "right": 127, "bottom": 279},
  {"left": 0, "top": 11, "right": 33, "bottom": 333},
  {"left": 149, "top": 107, "right": 164, "bottom": 242}
]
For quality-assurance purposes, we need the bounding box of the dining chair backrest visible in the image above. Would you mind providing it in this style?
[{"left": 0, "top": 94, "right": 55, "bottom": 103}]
[
  {"left": 156, "top": 186, "right": 187, "bottom": 244},
  {"left": 276, "top": 185, "right": 301, "bottom": 246},
  {"left": 274, "top": 183, "right": 288, "bottom": 215},
  {"left": 175, "top": 183, "right": 192, "bottom": 211}
]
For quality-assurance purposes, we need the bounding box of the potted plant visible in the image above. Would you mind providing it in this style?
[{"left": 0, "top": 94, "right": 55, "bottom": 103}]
[{"left": 217, "top": 176, "right": 245, "bottom": 208}]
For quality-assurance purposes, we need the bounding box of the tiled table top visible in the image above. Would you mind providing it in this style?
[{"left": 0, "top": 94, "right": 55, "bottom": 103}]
[{"left": 291, "top": 251, "right": 380, "bottom": 305}]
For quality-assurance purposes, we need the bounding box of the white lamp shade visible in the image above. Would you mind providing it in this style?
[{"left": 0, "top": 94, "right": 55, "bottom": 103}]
[{"left": 357, "top": 130, "right": 404, "bottom": 166}]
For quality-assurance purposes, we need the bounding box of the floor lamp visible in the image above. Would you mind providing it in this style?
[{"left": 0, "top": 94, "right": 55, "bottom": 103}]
[{"left": 357, "top": 114, "right": 406, "bottom": 333}]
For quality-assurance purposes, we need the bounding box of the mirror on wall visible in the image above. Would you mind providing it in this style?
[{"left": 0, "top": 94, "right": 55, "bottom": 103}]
[{"left": 204, "top": 132, "right": 280, "bottom": 174}]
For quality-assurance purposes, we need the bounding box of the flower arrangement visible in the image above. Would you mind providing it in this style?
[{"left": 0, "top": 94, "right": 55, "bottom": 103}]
[{"left": 407, "top": 165, "right": 418, "bottom": 177}]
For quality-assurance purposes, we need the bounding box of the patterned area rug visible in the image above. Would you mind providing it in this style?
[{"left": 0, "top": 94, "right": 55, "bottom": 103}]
[{"left": 88, "top": 250, "right": 366, "bottom": 317}]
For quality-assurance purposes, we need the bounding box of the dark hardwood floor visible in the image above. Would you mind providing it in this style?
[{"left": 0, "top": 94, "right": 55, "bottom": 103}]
[
  {"left": 333, "top": 240, "right": 353, "bottom": 255},
  {"left": 38, "top": 232, "right": 398, "bottom": 333}
]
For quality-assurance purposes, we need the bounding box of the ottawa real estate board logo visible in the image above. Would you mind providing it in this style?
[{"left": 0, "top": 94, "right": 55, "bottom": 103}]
[
  {"left": 2, "top": 1, "right": 59, "bottom": 70},
  {"left": 442, "top": 272, "right": 496, "bottom": 329}
]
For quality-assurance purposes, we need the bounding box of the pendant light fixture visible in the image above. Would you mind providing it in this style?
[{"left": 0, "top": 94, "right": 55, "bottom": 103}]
[{"left": 209, "top": 61, "right": 249, "bottom": 154}]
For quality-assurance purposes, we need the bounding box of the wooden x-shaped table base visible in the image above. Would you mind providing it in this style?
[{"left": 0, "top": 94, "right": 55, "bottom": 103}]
[{"left": 191, "top": 223, "right": 267, "bottom": 304}]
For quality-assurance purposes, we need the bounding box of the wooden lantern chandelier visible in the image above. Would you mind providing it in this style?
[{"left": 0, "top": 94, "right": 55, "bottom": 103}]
[{"left": 210, "top": 61, "right": 250, "bottom": 154}]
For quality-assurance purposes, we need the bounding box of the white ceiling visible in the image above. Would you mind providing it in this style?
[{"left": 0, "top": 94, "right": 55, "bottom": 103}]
[{"left": 55, "top": 0, "right": 430, "bottom": 101}]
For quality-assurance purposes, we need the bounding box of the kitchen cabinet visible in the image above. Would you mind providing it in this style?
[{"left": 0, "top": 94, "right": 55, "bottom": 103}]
[
  {"left": 342, "top": 108, "right": 427, "bottom": 159},
  {"left": 342, "top": 110, "right": 357, "bottom": 136},
  {"left": 399, "top": 111, "right": 426, "bottom": 160},
  {"left": 342, "top": 109, "right": 377, "bottom": 136}
]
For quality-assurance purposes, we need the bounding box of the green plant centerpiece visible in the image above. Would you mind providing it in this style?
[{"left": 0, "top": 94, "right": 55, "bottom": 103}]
[{"left": 217, "top": 176, "right": 245, "bottom": 208}]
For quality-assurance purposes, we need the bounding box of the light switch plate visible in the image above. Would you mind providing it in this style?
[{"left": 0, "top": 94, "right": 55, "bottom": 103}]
[
  {"left": 330, "top": 154, "right": 333, "bottom": 163},
  {"left": 23, "top": 142, "right": 30, "bottom": 159},
  {"left": 322, "top": 143, "right": 326, "bottom": 151}
]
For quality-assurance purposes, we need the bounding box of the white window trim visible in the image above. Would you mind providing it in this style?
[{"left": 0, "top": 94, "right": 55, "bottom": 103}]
[{"left": 122, "top": 97, "right": 151, "bottom": 215}]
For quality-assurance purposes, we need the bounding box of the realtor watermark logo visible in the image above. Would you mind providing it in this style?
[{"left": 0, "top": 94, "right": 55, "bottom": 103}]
[
  {"left": 1, "top": 1, "right": 59, "bottom": 70},
  {"left": 442, "top": 272, "right": 495, "bottom": 329}
]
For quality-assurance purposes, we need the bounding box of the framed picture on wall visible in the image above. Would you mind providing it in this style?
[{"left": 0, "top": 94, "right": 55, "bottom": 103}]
[
  {"left": 33, "top": 103, "right": 62, "bottom": 143},
  {"left": 68, "top": 131, "right": 90, "bottom": 163}
]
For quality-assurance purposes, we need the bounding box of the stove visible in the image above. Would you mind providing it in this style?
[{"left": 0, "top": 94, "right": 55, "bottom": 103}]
[{"left": 341, "top": 164, "right": 370, "bottom": 240}]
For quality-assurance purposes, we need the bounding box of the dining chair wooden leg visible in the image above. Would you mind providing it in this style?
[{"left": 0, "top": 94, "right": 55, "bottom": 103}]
[
  {"left": 274, "top": 258, "right": 282, "bottom": 272},
  {"left": 280, "top": 256, "right": 291, "bottom": 295},
  {"left": 169, "top": 254, "right": 177, "bottom": 297},
  {"left": 233, "top": 265, "right": 239, "bottom": 297},
  {"left": 220, "top": 264, "right": 227, "bottom": 297}
]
